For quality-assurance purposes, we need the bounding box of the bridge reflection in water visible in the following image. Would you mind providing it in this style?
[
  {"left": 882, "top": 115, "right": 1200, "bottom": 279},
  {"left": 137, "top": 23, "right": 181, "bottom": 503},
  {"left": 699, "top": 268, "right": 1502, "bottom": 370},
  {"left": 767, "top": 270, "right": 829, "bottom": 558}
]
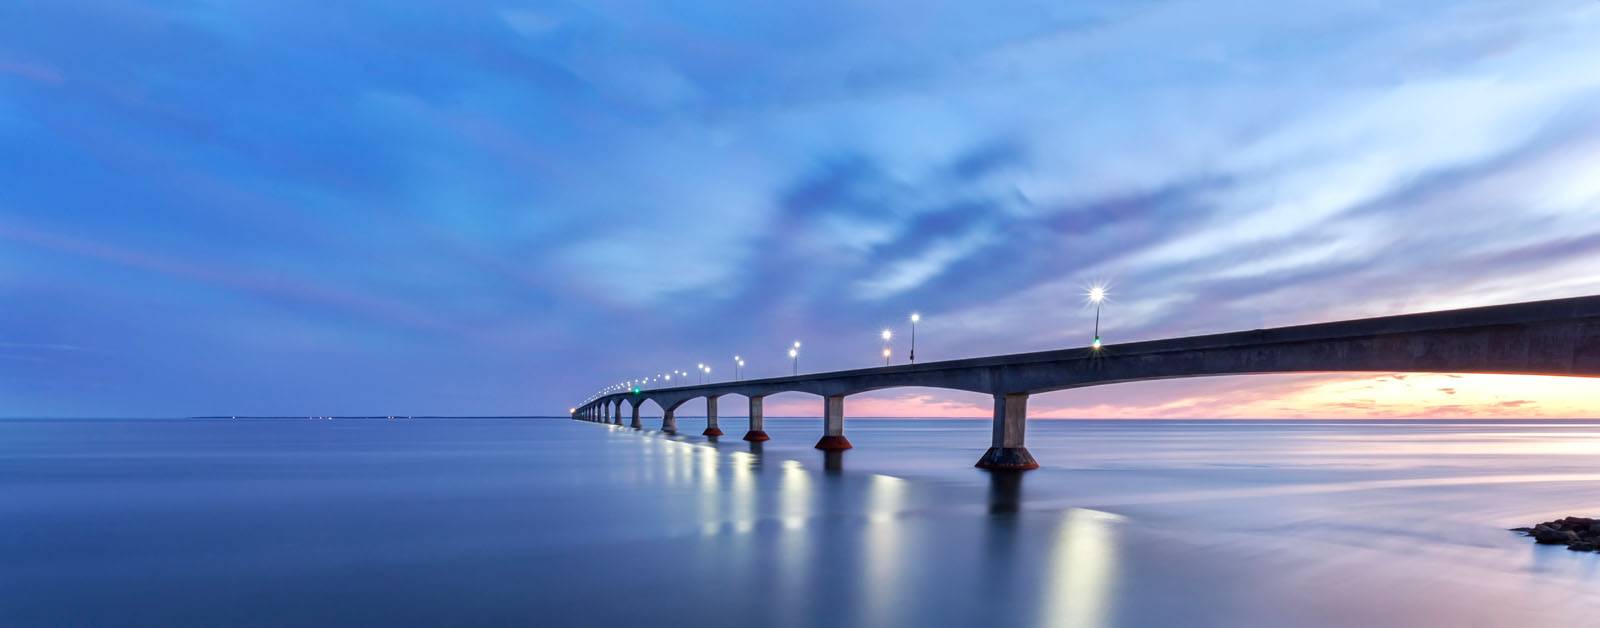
[
  {"left": 575, "top": 295, "right": 1600, "bottom": 469},
  {"left": 610, "top": 428, "right": 1126, "bottom": 627}
]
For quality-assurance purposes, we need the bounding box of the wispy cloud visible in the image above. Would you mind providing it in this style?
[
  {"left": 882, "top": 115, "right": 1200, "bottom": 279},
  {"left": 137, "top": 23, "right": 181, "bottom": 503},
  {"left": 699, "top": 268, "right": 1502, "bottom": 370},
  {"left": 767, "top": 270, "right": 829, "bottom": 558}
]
[{"left": 3, "top": 1, "right": 1599, "bottom": 415}]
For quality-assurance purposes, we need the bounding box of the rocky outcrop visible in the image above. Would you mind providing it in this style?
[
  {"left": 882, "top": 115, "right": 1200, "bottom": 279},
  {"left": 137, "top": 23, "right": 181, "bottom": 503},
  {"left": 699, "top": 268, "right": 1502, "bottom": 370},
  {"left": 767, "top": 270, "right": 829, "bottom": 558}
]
[{"left": 1512, "top": 517, "right": 1600, "bottom": 551}]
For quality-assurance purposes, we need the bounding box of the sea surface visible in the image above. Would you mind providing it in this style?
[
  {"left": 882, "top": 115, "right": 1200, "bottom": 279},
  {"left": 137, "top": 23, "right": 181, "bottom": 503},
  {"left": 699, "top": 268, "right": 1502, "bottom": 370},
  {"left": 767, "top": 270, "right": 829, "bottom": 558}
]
[{"left": 4, "top": 417, "right": 1600, "bottom": 627}]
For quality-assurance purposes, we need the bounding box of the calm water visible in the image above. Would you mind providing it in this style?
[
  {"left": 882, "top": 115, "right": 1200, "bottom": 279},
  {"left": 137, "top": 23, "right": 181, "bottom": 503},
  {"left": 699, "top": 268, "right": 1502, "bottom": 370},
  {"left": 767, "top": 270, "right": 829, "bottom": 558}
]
[{"left": 4, "top": 417, "right": 1600, "bottom": 627}]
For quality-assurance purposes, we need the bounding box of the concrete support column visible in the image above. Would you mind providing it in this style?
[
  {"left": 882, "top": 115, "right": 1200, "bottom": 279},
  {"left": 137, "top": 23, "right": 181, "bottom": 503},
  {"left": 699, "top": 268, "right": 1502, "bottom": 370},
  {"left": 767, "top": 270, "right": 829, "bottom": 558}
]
[
  {"left": 612, "top": 401, "right": 622, "bottom": 425},
  {"left": 743, "top": 396, "right": 769, "bottom": 441},
  {"left": 975, "top": 393, "right": 1038, "bottom": 470},
  {"left": 814, "top": 395, "right": 852, "bottom": 450},
  {"left": 662, "top": 408, "right": 678, "bottom": 435},
  {"left": 630, "top": 403, "right": 642, "bottom": 429},
  {"left": 702, "top": 396, "right": 724, "bottom": 436}
]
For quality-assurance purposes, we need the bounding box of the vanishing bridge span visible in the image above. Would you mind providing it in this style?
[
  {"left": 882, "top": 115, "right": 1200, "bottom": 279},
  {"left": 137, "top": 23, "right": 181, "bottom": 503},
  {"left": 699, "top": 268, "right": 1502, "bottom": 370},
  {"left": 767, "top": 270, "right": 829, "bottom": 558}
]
[{"left": 572, "top": 295, "right": 1600, "bottom": 469}]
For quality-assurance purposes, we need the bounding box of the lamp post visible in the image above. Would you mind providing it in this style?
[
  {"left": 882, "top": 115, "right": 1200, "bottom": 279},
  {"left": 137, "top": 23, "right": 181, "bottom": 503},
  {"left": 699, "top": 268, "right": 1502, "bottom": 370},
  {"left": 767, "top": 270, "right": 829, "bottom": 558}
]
[
  {"left": 789, "top": 341, "right": 800, "bottom": 376},
  {"left": 1088, "top": 284, "right": 1107, "bottom": 350},
  {"left": 734, "top": 356, "right": 743, "bottom": 381},
  {"left": 881, "top": 328, "right": 893, "bottom": 366},
  {"left": 909, "top": 312, "right": 920, "bottom": 363}
]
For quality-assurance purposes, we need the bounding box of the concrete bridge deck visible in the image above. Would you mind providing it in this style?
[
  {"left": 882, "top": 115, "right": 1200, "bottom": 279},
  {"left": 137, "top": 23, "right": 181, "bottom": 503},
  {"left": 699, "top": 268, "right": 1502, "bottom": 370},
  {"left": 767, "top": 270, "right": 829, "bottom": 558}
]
[{"left": 572, "top": 295, "right": 1600, "bottom": 469}]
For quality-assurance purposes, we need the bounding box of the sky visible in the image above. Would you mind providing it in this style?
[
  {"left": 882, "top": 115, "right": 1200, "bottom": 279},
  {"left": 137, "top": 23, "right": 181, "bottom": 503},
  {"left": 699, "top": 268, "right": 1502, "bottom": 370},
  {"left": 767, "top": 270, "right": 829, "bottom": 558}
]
[{"left": 3, "top": 1, "right": 1600, "bottom": 418}]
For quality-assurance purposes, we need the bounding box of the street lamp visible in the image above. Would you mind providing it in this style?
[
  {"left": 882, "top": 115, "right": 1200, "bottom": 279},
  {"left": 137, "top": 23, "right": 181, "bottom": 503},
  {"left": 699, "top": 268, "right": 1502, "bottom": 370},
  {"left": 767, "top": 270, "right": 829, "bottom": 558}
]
[
  {"left": 909, "top": 312, "right": 920, "bottom": 362},
  {"left": 734, "top": 356, "right": 742, "bottom": 381},
  {"left": 881, "top": 328, "right": 893, "bottom": 366},
  {"left": 789, "top": 342, "right": 800, "bottom": 376},
  {"left": 1088, "top": 284, "right": 1108, "bottom": 350}
]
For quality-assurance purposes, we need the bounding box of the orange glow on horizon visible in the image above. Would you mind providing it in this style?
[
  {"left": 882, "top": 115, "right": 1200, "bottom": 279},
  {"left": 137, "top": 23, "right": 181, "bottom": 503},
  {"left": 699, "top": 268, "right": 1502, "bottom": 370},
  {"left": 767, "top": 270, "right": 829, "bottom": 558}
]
[{"left": 753, "top": 374, "right": 1600, "bottom": 419}]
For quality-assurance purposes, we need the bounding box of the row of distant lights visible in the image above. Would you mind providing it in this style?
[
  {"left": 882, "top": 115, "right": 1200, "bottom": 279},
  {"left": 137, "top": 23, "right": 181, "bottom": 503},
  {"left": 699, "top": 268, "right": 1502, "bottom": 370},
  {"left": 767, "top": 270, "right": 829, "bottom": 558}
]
[{"left": 577, "top": 285, "right": 1109, "bottom": 408}]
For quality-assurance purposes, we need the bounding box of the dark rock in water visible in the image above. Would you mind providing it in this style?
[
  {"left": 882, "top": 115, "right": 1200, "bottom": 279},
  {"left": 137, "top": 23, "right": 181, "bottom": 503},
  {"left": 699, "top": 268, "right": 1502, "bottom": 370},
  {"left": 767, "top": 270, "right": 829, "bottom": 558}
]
[{"left": 1519, "top": 516, "right": 1600, "bottom": 552}]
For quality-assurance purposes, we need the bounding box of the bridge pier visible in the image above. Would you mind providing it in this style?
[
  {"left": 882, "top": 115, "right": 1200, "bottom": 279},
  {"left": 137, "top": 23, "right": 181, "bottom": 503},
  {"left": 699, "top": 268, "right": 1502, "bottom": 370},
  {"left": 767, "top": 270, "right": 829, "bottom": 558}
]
[
  {"left": 662, "top": 408, "right": 678, "bottom": 435},
  {"left": 630, "top": 402, "right": 642, "bottom": 429},
  {"left": 976, "top": 393, "right": 1038, "bottom": 470},
  {"left": 743, "top": 396, "right": 769, "bottom": 441},
  {"left": 703, "top": 395, "right": 723, "bottom": 436},
  {"left": 814, "top": 395, "right": 852, "bottom": 450}
]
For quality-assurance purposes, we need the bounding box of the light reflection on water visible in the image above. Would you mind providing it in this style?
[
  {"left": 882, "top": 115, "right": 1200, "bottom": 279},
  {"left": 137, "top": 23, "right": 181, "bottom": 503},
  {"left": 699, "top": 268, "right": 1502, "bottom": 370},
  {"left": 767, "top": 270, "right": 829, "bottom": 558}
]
[
  {"left": 3, "top": 418, "right": 1600, "bottom": 627},
  {"left": 1043, "top": 508, "right": 1122, "bottom": 628}
]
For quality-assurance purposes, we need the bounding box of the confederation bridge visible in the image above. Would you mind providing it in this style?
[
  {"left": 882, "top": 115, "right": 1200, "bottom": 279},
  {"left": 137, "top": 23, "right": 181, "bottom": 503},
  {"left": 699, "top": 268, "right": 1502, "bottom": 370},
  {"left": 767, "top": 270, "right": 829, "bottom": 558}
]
[{"left": 572, "top": 295, "right": 1600, "bottom": 470}]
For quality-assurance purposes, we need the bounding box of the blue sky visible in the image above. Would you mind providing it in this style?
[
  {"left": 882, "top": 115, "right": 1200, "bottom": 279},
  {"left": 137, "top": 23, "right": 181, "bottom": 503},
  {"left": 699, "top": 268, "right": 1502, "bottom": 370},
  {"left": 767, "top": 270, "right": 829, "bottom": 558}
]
[{"left": 4, "top": 1, "right": 1600, "bottom": 417}]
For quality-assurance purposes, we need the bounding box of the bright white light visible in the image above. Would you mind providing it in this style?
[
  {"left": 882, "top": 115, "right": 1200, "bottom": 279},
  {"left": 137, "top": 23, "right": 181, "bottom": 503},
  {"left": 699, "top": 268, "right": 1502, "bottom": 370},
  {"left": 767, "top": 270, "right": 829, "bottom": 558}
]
[
  {"left": 704, "top": 366, "right": 711, "bottom": 373},
  {"left": 793, "top": 340, "right": 801, "bottom": 348},
  {"left": 1087, "top": 284, "right": 1107, "bottom": 304},
  {"left": 697, "top": 363, "right": 703, "bottom": 369},
  {"left": 882, "top": 348, "right": 891, "bottom": 357},
  {"left": 737, "top": 360, "right": 744, "bottom": 366},
  {"left": 910, "top": 312, "right": 920, "bottom": 323},
  {"left": 881, "top": 329, "right": 892, "bottom": 341},
  {"left": 1092, "top": 337, "right": 1103, "bottom": 350},
  {"left": 789, "top": 348, "right": 798, "bottom": 358}
]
